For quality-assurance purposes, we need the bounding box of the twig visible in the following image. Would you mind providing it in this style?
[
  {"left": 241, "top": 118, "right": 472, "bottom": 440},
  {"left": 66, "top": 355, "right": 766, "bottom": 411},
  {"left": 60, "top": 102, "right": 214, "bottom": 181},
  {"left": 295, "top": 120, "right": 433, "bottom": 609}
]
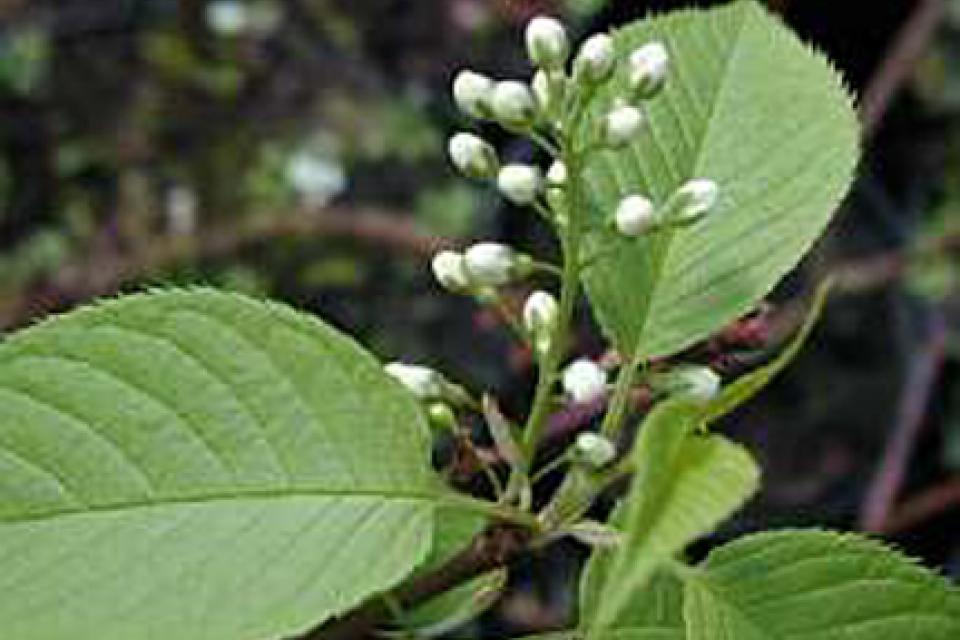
[
  {"left": 0, "top": 205, "right": 451, "bottom": 330},
  {"left": 858, "top": 311, "right": 947, "bottom": 533},
  {"left": 879, "top": 476, "right": 960, "bottom": 535},
  {"left": 860, "top": 0, "right": 946, "bottom": 137}
]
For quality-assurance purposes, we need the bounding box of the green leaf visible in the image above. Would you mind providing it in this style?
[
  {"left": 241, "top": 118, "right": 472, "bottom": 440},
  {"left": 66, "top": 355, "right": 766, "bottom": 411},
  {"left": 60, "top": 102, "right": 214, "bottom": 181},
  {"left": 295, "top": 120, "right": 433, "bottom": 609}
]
[
  {"left": 683, "top": 529, "right": 960, "bottom": 639},
  {"left": 580, "top": 400, "right": 760, "bottom": 634},
  {"left": 0, "top": 289, "right": 461, "bottom": 640},
  {"left": 705, "top": 279, "right": 831, "bottom": 423},
  {"left": 580, "top": 1, "right": 858, "bottom": 359}
]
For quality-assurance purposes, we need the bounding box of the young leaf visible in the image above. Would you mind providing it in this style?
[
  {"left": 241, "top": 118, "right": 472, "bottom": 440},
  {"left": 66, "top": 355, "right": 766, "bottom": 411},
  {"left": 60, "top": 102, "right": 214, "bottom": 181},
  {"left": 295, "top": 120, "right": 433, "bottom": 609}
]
[
  {"left": 579, "top": 400, "right": 760, "bottom": 634},
  {"left": 683, "top": 529, "right": 960, "bottom": 639},
  {"left": 0, "top": 289, "right": 462, "bottom": 640},
  {"left": 705, "top": 280, "right": 831, "bottom": 423},
  {"left": 580, "top": 1, "right": 858, "bottom": 359}
]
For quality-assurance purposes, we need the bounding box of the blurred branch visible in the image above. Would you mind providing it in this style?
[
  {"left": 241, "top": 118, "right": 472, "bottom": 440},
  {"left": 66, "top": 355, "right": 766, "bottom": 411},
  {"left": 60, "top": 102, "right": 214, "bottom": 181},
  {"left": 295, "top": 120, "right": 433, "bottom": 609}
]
[
  {"left": 0, "top": 206, "right": 451, "bottom": 330},
  {"left": 767, "top": 0, "right": 791, "bottom": 14},
  {"left": 879, "top": 476, "right": 960, "bottom": 535},
  {"left": 859, "top": 311, "right": 947, "bottom": 533},
  {"left": 860, "top": 0, "right": 946, "bottom": 137}
]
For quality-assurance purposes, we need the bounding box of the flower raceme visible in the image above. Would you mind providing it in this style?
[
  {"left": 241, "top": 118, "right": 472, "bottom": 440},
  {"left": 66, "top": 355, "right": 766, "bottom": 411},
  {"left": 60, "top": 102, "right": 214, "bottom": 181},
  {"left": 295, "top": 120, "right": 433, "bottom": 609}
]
[{"left": 435, "top": 14, "right": 723, "bottom": 423}]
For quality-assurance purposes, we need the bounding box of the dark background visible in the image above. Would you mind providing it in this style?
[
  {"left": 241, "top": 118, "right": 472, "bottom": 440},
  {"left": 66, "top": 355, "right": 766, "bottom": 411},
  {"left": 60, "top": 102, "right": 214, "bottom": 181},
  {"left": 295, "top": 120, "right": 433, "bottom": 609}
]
[{"left": 0, "top": 0, "right": 957, "bottom": 635}]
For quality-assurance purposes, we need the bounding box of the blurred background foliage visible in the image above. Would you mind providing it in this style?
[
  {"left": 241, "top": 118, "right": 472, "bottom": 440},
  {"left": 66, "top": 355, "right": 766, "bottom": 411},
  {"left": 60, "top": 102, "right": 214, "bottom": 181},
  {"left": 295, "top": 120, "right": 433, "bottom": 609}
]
[{"left": 1, "top": 0, "right": 960, "bottom": 635}]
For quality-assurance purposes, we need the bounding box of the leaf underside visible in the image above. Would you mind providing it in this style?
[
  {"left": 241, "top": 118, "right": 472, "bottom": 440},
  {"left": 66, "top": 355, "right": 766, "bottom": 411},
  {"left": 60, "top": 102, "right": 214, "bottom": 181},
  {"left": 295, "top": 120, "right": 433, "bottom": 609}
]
[
  {"left": 0, "top": 289, "right": 444, "bottom": 640},
  {"left": 580, "top": 0, "right": 859, "bottom": 359}
]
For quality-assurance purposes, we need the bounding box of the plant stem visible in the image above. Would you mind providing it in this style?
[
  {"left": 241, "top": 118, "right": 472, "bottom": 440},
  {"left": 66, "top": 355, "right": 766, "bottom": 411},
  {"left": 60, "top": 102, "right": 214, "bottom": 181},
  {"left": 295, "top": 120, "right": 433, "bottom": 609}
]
[
  {"left": 599, "top": 352, "right": 644, "bottom": 438},
  {"left": 519, "top": 137, "right": 584, "bottom": 464},
  {"left": 441, "top": 493, "right": 541, "bottom": 531}
]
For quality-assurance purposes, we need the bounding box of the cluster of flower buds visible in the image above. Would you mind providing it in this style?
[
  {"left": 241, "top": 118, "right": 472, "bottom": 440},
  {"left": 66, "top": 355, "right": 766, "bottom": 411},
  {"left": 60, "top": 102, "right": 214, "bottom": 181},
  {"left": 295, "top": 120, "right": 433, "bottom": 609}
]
[
  {"left": 445, "top": 16, "right": 676, "bottom": 212},
  {"left": 431, "top": 242, "right": 535, "bottom": 295}
]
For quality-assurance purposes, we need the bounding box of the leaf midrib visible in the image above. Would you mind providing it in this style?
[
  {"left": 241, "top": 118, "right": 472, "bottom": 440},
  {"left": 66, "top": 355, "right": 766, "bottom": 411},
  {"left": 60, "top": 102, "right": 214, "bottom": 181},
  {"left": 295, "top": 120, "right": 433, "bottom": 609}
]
[
  {"left": 0, "top": 486, "right": 448, "bottom": 526},
  {"left": 628, "top": 5, "right": 753, "bottom": 357}
]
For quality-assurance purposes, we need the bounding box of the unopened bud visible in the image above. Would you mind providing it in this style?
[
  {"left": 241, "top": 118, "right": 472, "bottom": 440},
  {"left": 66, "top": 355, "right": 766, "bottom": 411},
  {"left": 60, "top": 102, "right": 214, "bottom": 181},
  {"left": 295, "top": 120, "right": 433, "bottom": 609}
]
[
  {"left": 453, "top": 70, "right": 495, "bottom": 119},
  {"left": 574, "top": 33, "right": 616, "bottom": 85},
  {"left": 628, "top": 42, "right": 669, "bottom": 98},
  {"left": 523, "top": 290, "right": 559, "bottom": 356},
  {"left": 491, "top": 81, "right": 537, "bottom": 129},
  {"left": 660, "top": 365, "right": 721, "bottom": 403},
  {"left": 545, "top": 160, "right": 568, "bottom": 212},
  {"left": 526, "top": 16, "right": 569, "bottom": 70},
  {"left": 573, "top": 432, "right": 617, "bottom": 469},
  {"left": 671, "top": 178, "right": 719, "bottom": 224},
  {"left": 615, "top": 194, "right": 656, "bottom": 237},
  {"left": 547, "top": 160, "right": 568, "bottom": 187},
  {"left": 600, "top": 104, "right": 644, "bottom": 148},
  {"left": 497, "top": 164, "right": 542, "bottom": 206},
  {"left": 384, "top": 362, "right": 444, "bottom": 400},
  {"left": 562, "top": 358, "right": 608, "bottom": 404},
  {"left": 426, "top": 402, "right": 458, "bottom": 433},
  {"left": 464, "top": 242, "right": 519, "bottom": 287},
  {"left": 448, "top": 132, "right": 499, "bottom": 180},
  {"left": 431, "top": 250, "right": 473, "bottom": 293}
]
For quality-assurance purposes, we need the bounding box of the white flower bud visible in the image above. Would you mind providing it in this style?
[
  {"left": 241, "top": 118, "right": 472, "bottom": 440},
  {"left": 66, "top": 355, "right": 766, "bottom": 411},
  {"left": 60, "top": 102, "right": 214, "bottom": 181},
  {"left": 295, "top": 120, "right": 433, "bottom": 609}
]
[
  {"left": 628, "top": 42, "right": 669, "bottom": 98},
  {"left": 448, "top": 132, "right": 499, "bottom": 180},
  {"left": 615, "top": 194, "right": 656, "bottom": 237},
  {"left": 545, "top": 160, "right": 568, "bottom": 212},
  {"left": 574, "top": 33, "right": 616, "bottom": 85},
  {"left": 453, "top": 70, "right": 495, "bottom": 119},
  {"left": 464, "top": 242, "right": 518, "bottom": 287},
  {"left": 547, "top": 160, "right": 568, "bottom": 187},
  {"left": 562, "top": 358, "right": 608, "bottom": 404},
  {"left": 600, "top": 104, "right": 644, "bottom": 148},
  {"left": 574, "top": 432, "right": 617, "bottom": 469},
  {"left": 664, "top": 365, "right": 721, "bottom": 403},
  {"left": 523, "top": 290, "right": 559, "bottom": 356},
  {"left": 384, "top": 362, "right": 444, "bottom": 399},
  {"left": 672, "top": 178, "right": 719, "bottom": 224},
  {"left": 497, "top": 164, "right": 542, "bottom": 206},
  {"left": 491, "top": 81, "right": 538, "bottom": 129},
  {"left": 525, "top": 16, "right": 569, "bottom": 70},
  {"left": 431, "top": 250, "right": 473, "bottom": 293}
]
